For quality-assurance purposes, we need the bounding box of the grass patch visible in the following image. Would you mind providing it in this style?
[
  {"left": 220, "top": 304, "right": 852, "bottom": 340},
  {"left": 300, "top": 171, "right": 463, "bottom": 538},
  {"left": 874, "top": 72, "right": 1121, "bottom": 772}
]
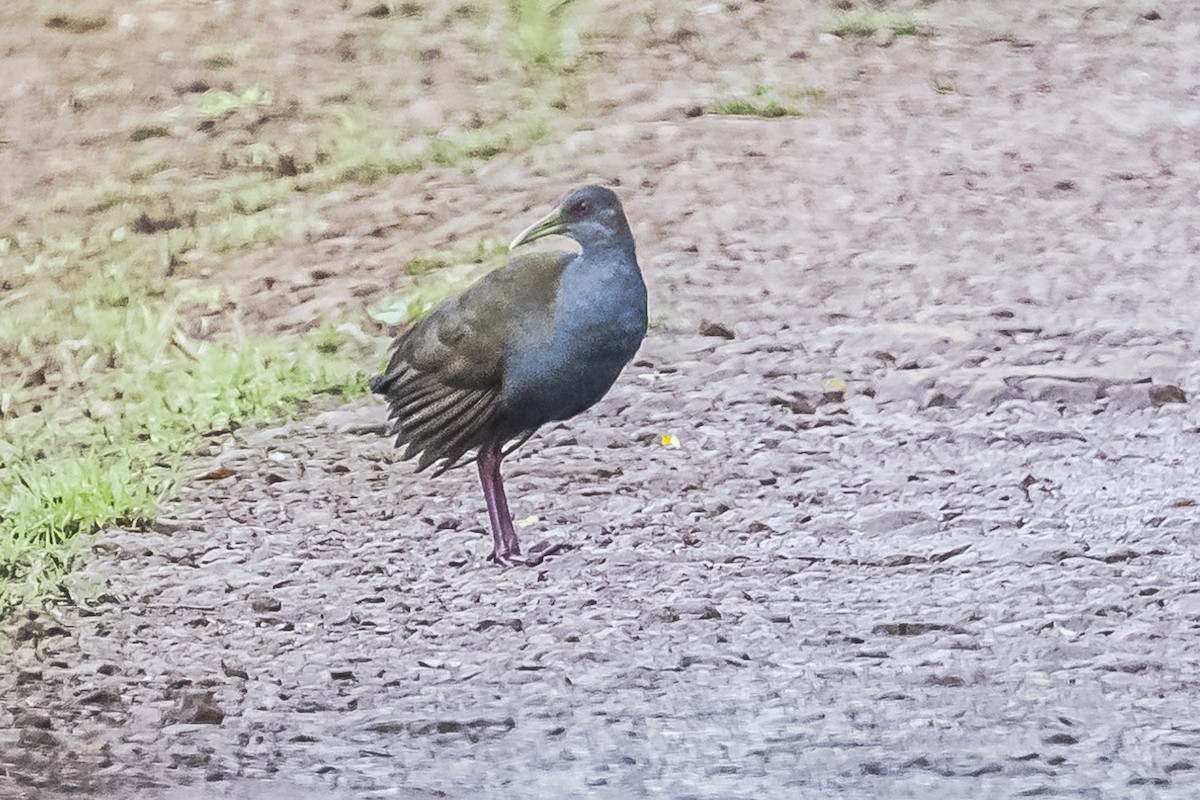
[
  {"left": 198, "top": 86, "right": 271, "bottom": 117},
  {"left": 932, "top": 71, "right": 957, "bottom": 94},
  {"left": 428, "top": 115, "right": 551, "bottom": 168},
  {"left": 829, "top": 10, "right": 925, "bottom": 38},
  {"left": 0, "top": 165, "right": 360, "bottom": 612},
  {"left": 507, "top": 0, "right": 579, "bottom": 72},
  {"left": 0, "top": 306, "right": 369, "bottom": 611},
  {"left": 194, "top": 42, "right": 254, "bottom": 69},
  {"left": 709, "top": 85, "right": 827, "bottom": 119},
  {"left": 130, "top": 126, "right": 170, "bottom": 142},
  {"left": 333, "top": 155, "right": 423, "bottom": 185},
  {"left": 363, "top": 1, "right": 424, "bottom": 18},
  {"left": 45, "top": 14, "right": 108, "bottom": 34},
  {"left": 711, "top": 98, "right": 793, "bottom": 118},
  {"left": 403, "top": 239, "right": 508, "bottom": 276}
]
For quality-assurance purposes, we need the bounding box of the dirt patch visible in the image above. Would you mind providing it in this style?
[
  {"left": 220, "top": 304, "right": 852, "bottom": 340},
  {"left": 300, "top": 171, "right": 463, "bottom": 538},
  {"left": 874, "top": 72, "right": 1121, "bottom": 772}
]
[{"left": 4, "top": 1, "right": 1200, "bottom": 798}]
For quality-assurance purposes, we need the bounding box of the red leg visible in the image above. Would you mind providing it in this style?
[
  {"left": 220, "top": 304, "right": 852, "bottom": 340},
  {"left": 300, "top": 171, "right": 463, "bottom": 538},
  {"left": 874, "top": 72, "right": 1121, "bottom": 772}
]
[{"left": 477, "top": 440, "right": 520, "bottom": 564}]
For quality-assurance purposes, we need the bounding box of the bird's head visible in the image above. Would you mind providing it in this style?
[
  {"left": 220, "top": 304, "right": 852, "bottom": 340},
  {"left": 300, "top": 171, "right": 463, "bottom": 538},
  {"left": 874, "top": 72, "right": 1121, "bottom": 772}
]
[{"left": 509, "top": 185, "right": 632, "bottom": 253}]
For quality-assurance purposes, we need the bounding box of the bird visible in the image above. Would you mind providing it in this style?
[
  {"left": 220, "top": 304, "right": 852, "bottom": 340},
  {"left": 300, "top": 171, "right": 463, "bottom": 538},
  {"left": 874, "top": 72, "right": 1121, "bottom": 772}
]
[{"left": 371, "top": 185, "right": 648, "bottom": 565}]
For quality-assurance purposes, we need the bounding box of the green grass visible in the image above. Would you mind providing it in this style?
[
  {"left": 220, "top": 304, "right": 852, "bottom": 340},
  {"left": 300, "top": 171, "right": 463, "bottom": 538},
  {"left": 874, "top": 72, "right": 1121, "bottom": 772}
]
[
  {"left": 507, "top": 0, "right": 579, "bottom": 72},
  {"left": 0, "top": 104, "right": 383, "bottom": 611},
  {"left": 711, "top": 98, "right": 794, "bottom": 118},
  {"left": 194, "top": 42, "right": 254, "bottom": 69},
  {"left": 0, "top": 300, "right": 369, "bottom": 610},
  {"left": 197, "top": 86, "right": 271, "bottom": 117},
  {"left": 1, "top": 345, "right": 327, "bottom": 608},
  {"left": 710, "top": 85, "right": 827, "bottom": 119},
  {"left": 44, "top": 13, "right": 108, "bottom": 33},
  {"left": 130, "top": 125, "right": 169, "bottom": 142},
  {"left": 932, "top": 71, "right": 957, "bottom": 95},
  {"left": 428, "top": 114, "right": 552, "bottom": 168},
  {"left": 829, "top": 10, "right": 925, "bottom": 38}
]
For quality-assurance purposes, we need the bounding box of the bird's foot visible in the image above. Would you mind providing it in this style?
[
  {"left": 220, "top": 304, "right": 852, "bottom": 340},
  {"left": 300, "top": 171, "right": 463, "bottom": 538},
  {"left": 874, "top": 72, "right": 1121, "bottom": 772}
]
[
  {"left": 486, "top": 541, "right": 572, "bottom": 567},
  {"left": 486, "top": 549, "right": 526, "bottom": 567}
]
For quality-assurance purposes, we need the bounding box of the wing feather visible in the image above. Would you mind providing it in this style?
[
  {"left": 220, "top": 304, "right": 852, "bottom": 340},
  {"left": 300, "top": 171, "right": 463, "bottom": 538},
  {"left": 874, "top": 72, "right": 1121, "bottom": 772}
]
[{"left": 373, "top": 252, "right": 571, "bottom": 471}]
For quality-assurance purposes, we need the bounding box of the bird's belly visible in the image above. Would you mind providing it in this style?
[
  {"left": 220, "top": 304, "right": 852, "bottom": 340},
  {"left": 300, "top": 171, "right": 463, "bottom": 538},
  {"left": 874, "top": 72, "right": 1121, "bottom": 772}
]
[{"left": 502, "top": 319, "right": 642, "bottom": 433}]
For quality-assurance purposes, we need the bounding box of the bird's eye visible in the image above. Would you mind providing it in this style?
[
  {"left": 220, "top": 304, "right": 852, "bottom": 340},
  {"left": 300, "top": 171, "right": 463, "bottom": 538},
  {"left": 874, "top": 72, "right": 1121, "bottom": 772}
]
[{"left": 572, "top": 200, "right": 590, "bottom": 215}]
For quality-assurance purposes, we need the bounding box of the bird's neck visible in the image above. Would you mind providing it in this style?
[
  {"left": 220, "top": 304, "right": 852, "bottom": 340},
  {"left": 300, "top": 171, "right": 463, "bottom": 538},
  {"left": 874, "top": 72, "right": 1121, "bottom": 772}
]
[
  {"left": 578, "top": 231, "right": 637, "bottom": 263},
  {"left": 562, "top": 234, "right": 645, "bottom": 310}
]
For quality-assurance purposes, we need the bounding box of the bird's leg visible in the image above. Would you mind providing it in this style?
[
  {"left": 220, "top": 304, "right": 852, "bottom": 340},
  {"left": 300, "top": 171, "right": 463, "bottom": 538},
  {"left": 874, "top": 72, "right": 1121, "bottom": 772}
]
[
  {"left": 477, "top": 441, "right": 507, "bottom": 562},
  {"left": 492, "top": 470, "right": 520, "bottom": 559},
  {"left": 477, "top": 440, "right": 521, "bottom": 564}
]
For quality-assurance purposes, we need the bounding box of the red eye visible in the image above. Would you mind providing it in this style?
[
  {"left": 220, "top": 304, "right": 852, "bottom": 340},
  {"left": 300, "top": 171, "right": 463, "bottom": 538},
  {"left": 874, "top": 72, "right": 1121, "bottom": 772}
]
[{"left": 573, "top": 200, "right": 590, "bottom": 215}]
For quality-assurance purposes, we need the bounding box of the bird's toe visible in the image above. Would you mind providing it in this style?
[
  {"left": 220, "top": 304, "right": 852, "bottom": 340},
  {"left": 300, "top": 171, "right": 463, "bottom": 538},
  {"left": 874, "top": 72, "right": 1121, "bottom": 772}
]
[{"left": 486, "top": 550, "right": 526, "bottom": 568}]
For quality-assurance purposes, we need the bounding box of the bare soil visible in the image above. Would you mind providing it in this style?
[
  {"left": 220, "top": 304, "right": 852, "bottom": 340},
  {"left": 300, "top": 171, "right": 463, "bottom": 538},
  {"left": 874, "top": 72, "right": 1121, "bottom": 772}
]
[{"left": 4, "top": 1, "right": 1200, "bottom": 798}]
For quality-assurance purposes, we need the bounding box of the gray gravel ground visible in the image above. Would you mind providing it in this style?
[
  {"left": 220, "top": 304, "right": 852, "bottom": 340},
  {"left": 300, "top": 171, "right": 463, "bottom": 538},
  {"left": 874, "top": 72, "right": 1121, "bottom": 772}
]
[{"left": 4, "top": 1, "right": 1200, "bottom": 798}]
